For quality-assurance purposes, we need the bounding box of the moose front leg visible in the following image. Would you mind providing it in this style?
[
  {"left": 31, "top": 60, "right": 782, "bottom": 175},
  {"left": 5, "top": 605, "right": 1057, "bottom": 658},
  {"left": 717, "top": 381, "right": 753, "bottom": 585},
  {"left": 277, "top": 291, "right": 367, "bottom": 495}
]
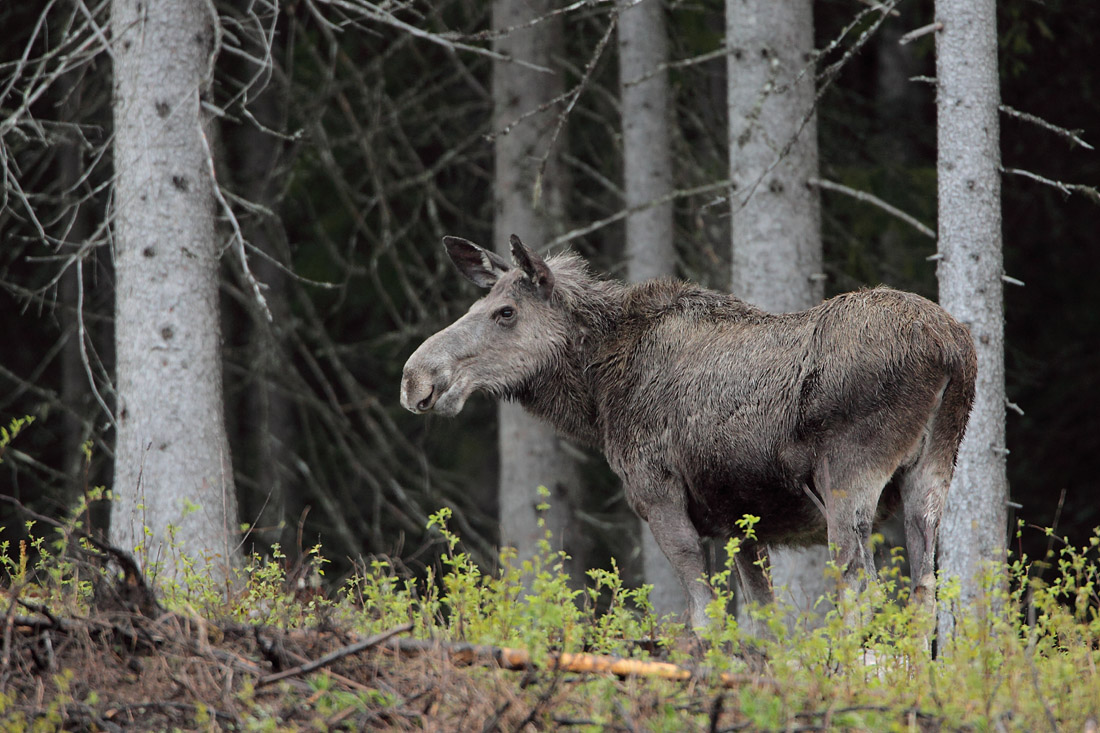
[{"left": 641, "top": 498, "right": 712, "bottom": 630}]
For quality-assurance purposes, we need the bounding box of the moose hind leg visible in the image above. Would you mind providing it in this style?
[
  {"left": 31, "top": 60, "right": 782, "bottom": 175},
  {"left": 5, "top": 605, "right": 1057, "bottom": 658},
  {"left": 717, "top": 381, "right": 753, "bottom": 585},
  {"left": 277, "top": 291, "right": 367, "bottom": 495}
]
[
  {"left": 732, "top": 541, "right": 773, "bottom": 609},
  {"left": 899, "top": 444, "right": 955, "bottom": 617},
  {"left": 819, "top": 458, "right": 890, "bottom": 594},
  {"left": 732, "top": 541, "right": 775, "bottom": 637},
  {"left": 900, "top": 376, "right": 965, "bottom": 618}
]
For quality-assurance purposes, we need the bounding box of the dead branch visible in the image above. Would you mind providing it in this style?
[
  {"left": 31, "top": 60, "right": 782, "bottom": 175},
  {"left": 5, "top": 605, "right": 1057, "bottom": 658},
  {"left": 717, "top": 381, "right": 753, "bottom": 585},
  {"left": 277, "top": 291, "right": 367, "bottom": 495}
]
[
  {"left": 1002, "top": 167, "right": 1100, "bottom": 206},
  {"left": 198, "top": 114, "right": 273, "bottom": 323},
  {"left": 443, "top": 0, "right": 617, "bottom": 44},
  {"left": 899, "top": 22, "right": 942, "bottom": 45},
  {"left": 809, "top": 177, "right": 936, "bottom": 239},
  {"left": 256, "top": 622, "right": 413, "bottom": 686},
  {"left": 1000, "top": 104, "right": 1093, "bottom": 150}
]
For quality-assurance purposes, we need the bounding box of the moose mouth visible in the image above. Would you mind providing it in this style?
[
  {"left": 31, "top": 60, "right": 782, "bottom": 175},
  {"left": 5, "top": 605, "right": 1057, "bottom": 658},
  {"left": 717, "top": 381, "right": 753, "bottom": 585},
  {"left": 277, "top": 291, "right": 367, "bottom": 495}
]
[
  {"left": 401, "top": 374, "right": 470, "bottom": 417},
  {"left": 430, "top": 380, "right": 470, "bottom": 417}
]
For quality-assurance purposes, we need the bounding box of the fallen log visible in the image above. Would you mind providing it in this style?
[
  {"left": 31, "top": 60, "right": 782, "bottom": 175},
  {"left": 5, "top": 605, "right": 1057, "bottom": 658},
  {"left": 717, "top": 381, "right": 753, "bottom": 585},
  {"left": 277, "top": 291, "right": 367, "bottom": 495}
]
[{"left": 381, "top": 637, "right": 774, "bottom": 689}]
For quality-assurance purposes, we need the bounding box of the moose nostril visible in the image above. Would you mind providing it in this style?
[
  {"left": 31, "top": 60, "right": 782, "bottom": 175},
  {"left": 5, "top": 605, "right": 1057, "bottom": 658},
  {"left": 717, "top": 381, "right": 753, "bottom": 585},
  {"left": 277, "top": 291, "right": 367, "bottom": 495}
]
[{"left": 417, "top": 386, "right": 435, "bottom": 412}]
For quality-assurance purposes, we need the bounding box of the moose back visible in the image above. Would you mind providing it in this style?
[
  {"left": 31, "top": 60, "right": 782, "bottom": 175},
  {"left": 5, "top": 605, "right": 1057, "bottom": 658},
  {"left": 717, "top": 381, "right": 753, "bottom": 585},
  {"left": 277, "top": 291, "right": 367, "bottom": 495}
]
[{"left": 401, "top": 235, "right": 977, "bottom": 629}]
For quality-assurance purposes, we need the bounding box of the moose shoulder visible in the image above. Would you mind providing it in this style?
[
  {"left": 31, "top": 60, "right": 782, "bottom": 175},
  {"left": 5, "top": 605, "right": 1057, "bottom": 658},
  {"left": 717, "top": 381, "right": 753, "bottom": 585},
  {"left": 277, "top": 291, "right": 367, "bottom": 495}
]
[{"left": 401, "top": 235, "right": 977, "bottom": 630}]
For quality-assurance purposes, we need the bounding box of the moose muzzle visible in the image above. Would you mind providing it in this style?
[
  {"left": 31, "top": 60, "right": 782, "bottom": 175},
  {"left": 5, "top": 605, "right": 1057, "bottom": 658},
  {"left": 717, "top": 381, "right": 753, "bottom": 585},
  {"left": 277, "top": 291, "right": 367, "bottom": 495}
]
[{"left": 400, "top": 367, "right": 441, "bottom": 414}]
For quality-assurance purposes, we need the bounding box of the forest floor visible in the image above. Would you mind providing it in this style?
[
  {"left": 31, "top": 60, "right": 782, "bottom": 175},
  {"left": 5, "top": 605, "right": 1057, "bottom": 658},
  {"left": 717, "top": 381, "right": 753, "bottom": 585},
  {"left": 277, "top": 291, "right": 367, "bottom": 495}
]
[
  {"left": 3, "top": 602, "right": 946, "bottom": 732},
  {"left": 4, "top": 503, "right": 1100, "bottom": 730}
]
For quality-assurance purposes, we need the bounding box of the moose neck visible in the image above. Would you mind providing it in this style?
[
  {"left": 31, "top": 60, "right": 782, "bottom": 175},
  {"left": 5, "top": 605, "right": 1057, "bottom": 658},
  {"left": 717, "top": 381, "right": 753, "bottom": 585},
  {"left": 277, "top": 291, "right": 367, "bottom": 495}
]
[{"left": 511, "top": 267, "right": 626, "bottom": 449}]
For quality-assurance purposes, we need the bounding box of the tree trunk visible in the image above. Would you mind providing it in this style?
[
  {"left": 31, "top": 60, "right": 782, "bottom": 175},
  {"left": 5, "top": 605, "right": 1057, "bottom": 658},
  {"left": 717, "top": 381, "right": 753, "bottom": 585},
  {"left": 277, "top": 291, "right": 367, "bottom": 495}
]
[
  {"left": 617, "top": 0, "right": 683, "bottom": 618},
  {"left": 934, "top": 0, "right": 1007, "bottom": 635},
  {"left": 492, "top": 0, "right": 583, "bottom": 575},
  {"left": 726, "top": 0, "right": 829, "bottom": 618},
  {"left": 110, "top": 0, "right": 240, "bottom": 586}
]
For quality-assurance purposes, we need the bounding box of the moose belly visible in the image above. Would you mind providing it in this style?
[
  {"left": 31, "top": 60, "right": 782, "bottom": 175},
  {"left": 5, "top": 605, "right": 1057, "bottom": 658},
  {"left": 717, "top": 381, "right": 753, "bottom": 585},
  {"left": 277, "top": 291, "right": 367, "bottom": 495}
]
[{"left": 683, "top": 464, "right": 828, "bottom": 545}]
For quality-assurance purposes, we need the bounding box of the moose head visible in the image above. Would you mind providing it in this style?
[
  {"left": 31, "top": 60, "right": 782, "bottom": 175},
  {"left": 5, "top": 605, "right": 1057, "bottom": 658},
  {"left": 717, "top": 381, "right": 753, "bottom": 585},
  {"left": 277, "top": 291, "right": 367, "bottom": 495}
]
[{"left": 400, "top": 235, "right": 569, "bottom": 417}]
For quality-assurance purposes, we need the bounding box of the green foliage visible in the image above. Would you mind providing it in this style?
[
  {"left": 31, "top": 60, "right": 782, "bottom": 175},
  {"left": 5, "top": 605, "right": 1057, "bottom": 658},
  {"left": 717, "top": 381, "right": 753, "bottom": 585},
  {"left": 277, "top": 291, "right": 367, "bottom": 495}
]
[
  {"left": 0, "top": 415, "right": 34, "bottom": 465},
  {"left": 0, "top": 481, "right": 106, "bottom": 617},
  {"left": 5, "top": 500, "right": 1100, "bottom": 730}
]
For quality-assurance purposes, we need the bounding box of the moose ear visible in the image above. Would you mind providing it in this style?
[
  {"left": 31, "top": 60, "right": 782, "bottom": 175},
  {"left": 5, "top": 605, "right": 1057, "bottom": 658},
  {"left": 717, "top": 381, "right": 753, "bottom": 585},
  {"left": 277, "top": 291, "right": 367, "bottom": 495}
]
[
  {"left": 443, "top": 236, "right": 511, "bottom": 289},
  {"left": 509, "top": 234, "right": 555, "bottom": 300}
]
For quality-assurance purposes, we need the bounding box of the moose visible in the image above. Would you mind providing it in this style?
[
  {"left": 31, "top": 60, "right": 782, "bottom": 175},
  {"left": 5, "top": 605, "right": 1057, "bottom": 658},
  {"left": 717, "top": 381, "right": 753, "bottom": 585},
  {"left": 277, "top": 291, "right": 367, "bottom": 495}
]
[{"left": 401, "top": 235, "right": 977, "bottom": 630}]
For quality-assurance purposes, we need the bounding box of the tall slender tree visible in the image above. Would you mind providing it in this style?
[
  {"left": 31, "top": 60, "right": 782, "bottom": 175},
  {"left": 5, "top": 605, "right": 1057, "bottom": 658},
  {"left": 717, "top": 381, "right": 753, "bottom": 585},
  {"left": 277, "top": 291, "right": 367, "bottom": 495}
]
[
  {"left": 617, "top": 0, "right": 683, "bottom": 616},
  {"left": 492, "top": 0, "right": 583, "bottom": 572},
  {"left": 110, "top": 0, "right": 240, "bottom": 584},
  {"left": 726, "top": 0, "right": 829, "bottom": 615},
  {"left": 934, "top": 0, "right": 1007, "bottom": 632}
]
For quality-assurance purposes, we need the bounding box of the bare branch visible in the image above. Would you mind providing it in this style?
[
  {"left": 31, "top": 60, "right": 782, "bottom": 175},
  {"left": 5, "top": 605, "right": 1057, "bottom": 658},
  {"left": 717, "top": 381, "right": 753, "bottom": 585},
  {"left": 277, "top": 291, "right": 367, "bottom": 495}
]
[
  {"left": 809, "top": 177, "right": 936, "bottom": 239},
  {"left": 198, "top": 110, "right": 274, "bottom": 322},
  {"left": 314, "top": 0, "right": 553, "bottom": 73},
  {"left": 534, "top": 6, "right": 619, "bottom": 202},
  {"left": 1002, "top": 167, "right": 1100, "bottom": 206},
  {"left": 621, "top": 46, "right": 726, "bottom": 89},
  {"left": 76, "top": 257, "right": 116, "bottom": 429},
  {"left": 440, "top": 0, "right": 617, "bottom": 44},
  {"left": 546, "top": 178, "right": 735, "bottom": 248},
  {"left": 899, "top": 22, "right": 942, "bottom": 45},
  {"left": 1000, "top": 104, "right": 1093, "bottom": 150}
]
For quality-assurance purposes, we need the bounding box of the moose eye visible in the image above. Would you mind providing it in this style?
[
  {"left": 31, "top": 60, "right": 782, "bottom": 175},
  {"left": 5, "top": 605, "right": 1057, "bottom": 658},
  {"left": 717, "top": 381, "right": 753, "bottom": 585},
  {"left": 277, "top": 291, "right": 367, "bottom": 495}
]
[{"left": 495, "top": 306, "right": 516, "bottom": 322}]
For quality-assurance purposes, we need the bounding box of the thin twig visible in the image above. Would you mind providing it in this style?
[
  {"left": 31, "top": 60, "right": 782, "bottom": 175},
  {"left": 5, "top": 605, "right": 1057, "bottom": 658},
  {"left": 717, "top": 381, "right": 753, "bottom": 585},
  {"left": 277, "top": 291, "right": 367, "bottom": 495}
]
[
  {"left": 1025, "top": 629, "right": 1060, "bottom": 733},
  {"left": 800, "top": 482, "right": 828, "bottom": 522}
]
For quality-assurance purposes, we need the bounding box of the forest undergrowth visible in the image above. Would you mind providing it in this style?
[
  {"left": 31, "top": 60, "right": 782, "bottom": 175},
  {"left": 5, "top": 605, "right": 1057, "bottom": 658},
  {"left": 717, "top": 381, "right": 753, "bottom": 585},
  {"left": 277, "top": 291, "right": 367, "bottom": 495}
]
[
  {"left": 2, "top": 501, "right": 1099, "bottom": 731},
  {"left": 2, "top": 427, "right": 1099, "bottom": 731}
]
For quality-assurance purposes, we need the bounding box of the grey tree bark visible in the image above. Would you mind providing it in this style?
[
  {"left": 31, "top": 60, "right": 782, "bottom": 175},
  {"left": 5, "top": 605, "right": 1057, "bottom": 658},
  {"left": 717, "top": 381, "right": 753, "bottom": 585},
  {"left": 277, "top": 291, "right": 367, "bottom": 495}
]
[
  {"left": 726, "top": 0, "right": 829, "bottom": 617},
  {"left": 492, "top": 0, "right": 583, "bottom": 575},
  {"left": 110, "top": 0, "right": 241, "bottom": 586},
  {"left": 617, "top": 0, "right": 684, "bottom": 618},
  {"left": 934, "top": 0, "right": 1007, "bottom": 634}
]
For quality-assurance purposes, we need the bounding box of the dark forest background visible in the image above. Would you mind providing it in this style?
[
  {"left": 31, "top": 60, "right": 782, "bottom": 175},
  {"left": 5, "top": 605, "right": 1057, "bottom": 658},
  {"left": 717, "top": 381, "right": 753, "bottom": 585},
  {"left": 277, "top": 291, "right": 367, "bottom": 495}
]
[{"left": 1, "top": 0, "right": 1097, "bottom": 582}]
